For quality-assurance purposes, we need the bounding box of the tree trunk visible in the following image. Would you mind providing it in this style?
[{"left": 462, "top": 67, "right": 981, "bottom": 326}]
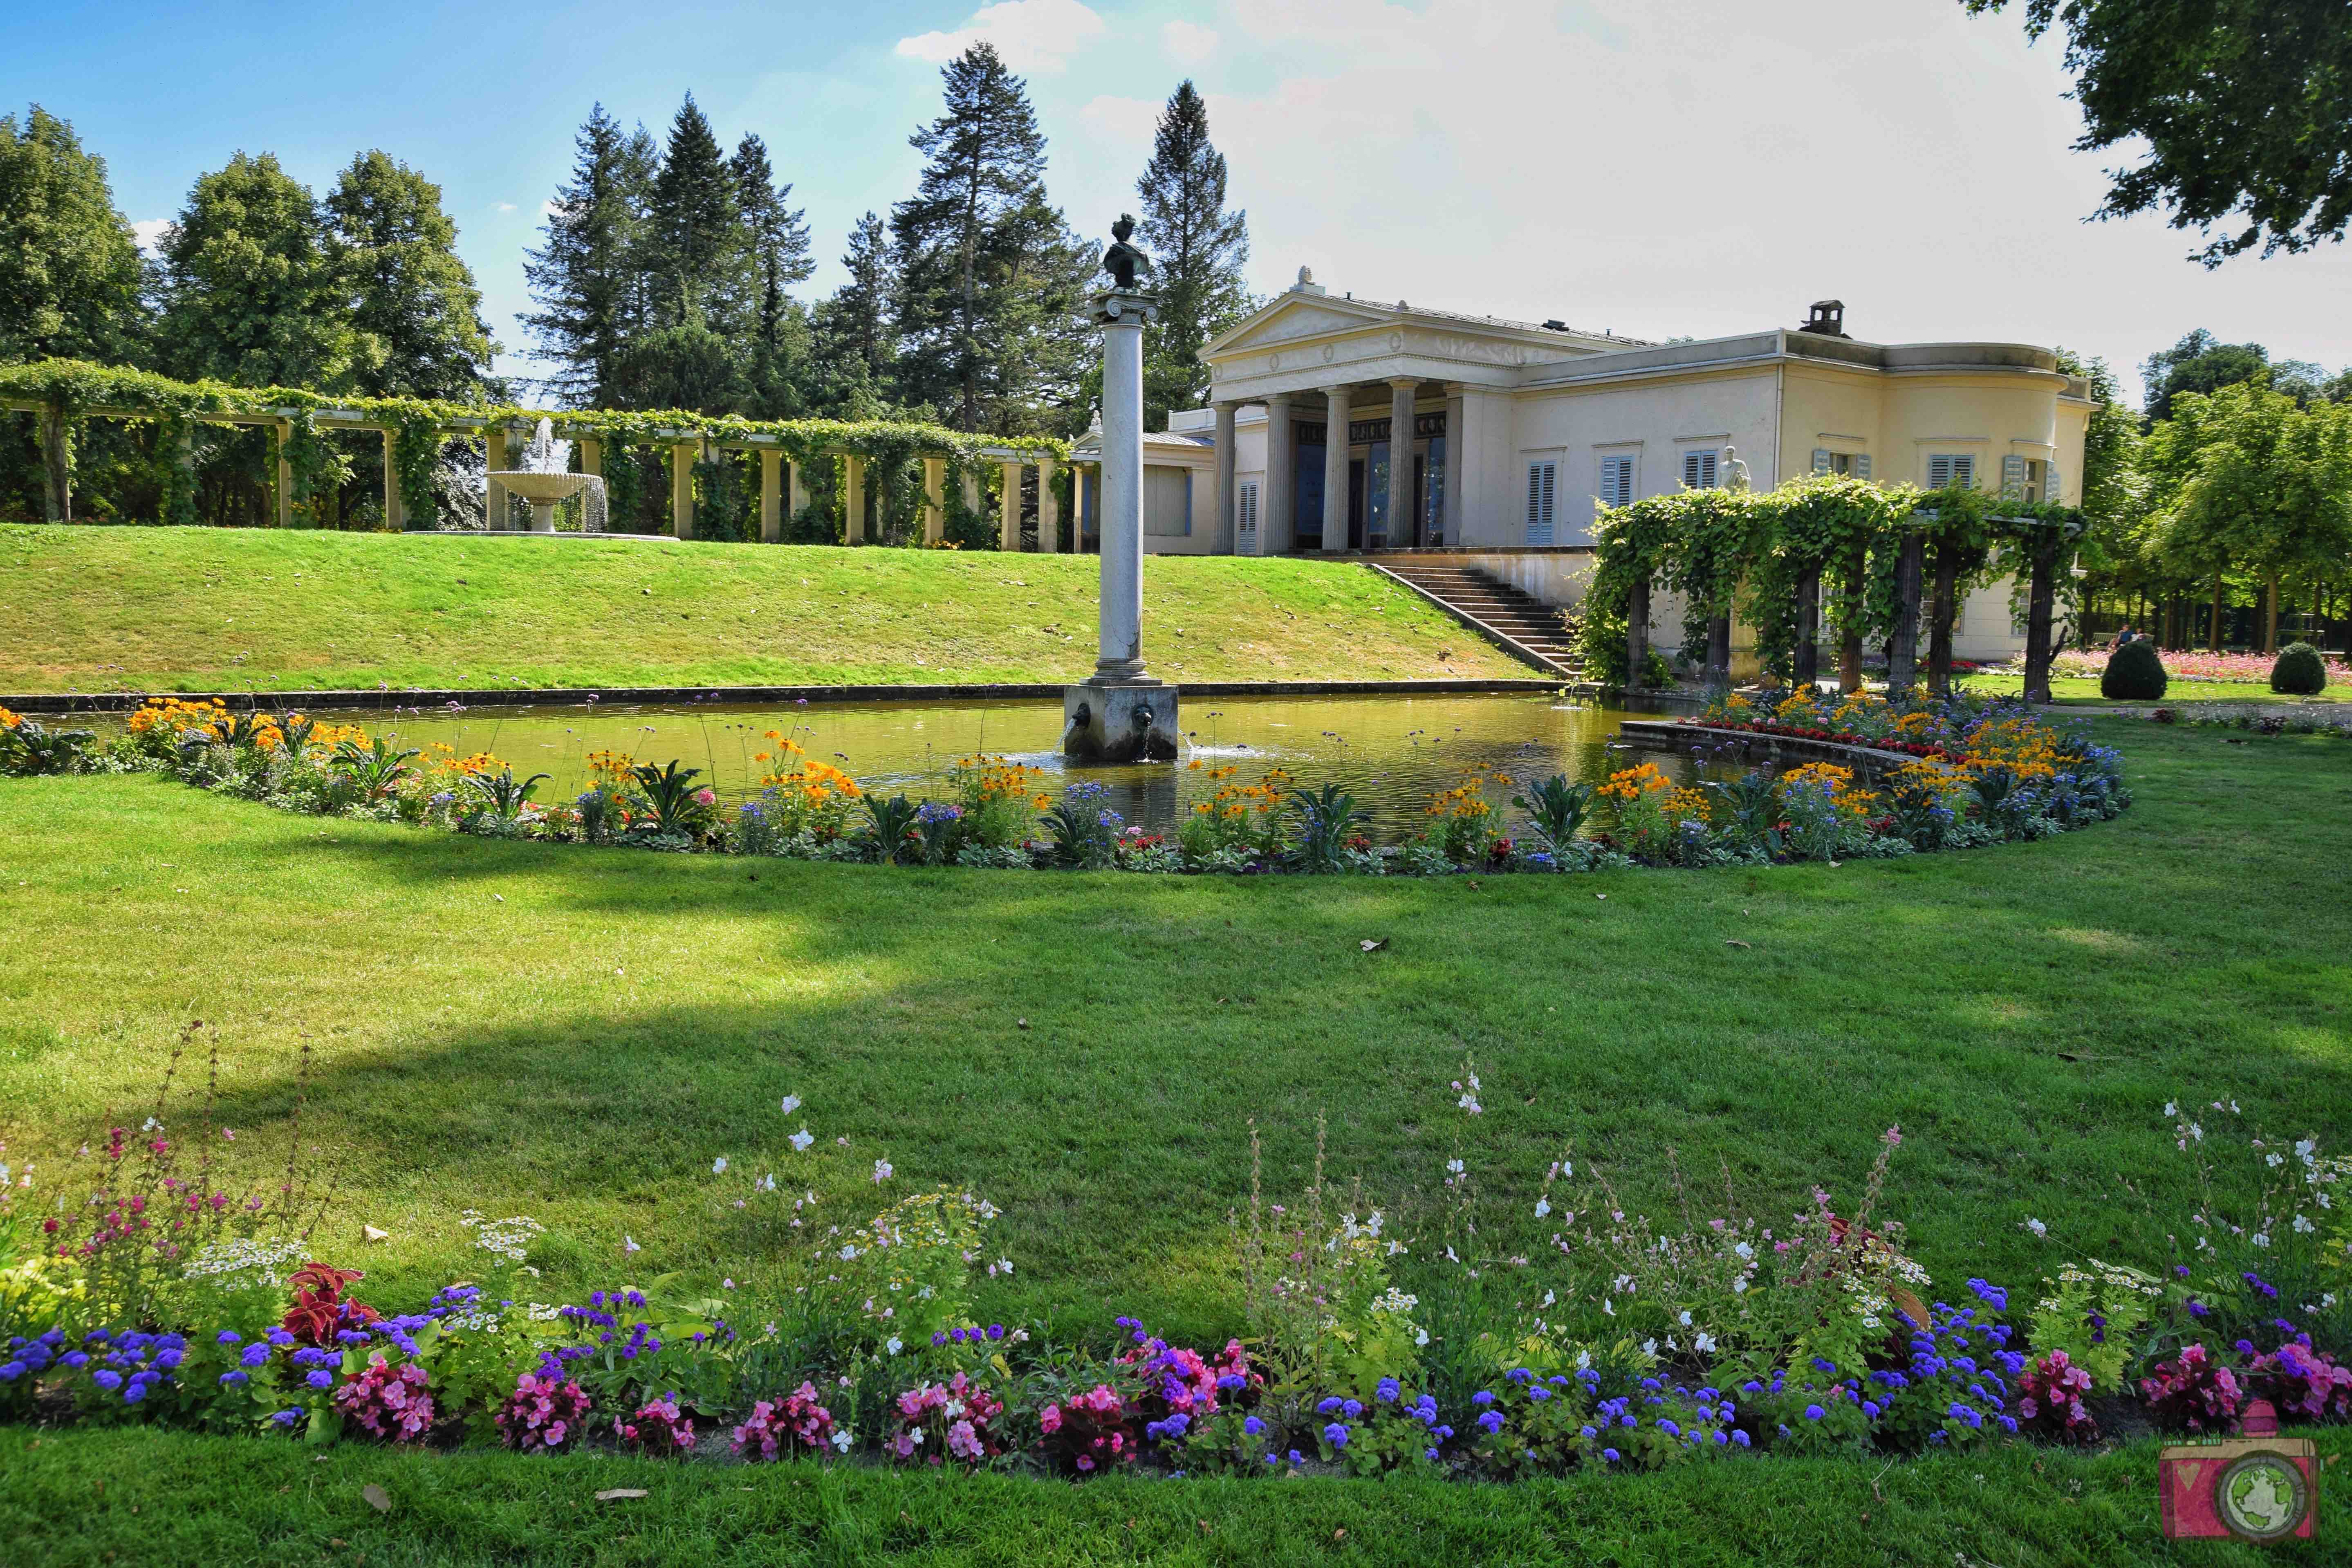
[
  {"left": 2265, "top": 572, "right": 2281, "bottom": 653},
  {"left": 39, "top": 406, "right": 71, "bottom": 523},
  {"left": 1926, "top": 545, "right": 1959, "bottom": 696},
  {"left": 1794, "top": 572, "right": 1820, "bottom": 690},
  {"left": 2022, "top": 530, "right": 2058, "bottom": 704},
  {"left": 1626, "top": 575, "right": 1651, "bottom": 692},
  {"left": 1704, "top": 612, "right": 1731, "bottom": 689},
  {"left": 2210, "top": 574, "right": 2225, "bottom": 651},
  {"left": 1886, "top": 531, "right": 1924, "bottom": 695},
  {"left": 1837, "top": 548, "right": 1865, "bottom": 694}
]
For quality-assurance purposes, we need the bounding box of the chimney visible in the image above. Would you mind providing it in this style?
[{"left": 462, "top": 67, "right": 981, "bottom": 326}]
[{"left": 1799, "top": 300, "right": 1848, "bottom": 338}]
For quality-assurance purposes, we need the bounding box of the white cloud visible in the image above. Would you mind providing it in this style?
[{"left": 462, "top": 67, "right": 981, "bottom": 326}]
[
  {"left": 130, "top": 218, "right": 170, "bottom": 255},
  {"left": 896, "top": 0, "right": 1107, "bottom": 76},
  {"left": 1162, "top": 20, "right": 1218, "bottom": 64},
  {"left": 495, "top": 202, "right": 517, "bottom": 213}
]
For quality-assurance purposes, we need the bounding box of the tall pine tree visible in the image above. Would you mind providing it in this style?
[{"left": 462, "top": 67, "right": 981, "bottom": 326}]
[
  {"left": 809, "top": 211, "right": 897, "bottom": 417},
  {"left": 890, "top": 44, "right": 1090, "bottom": 434},
  {"left": 647, "top": 94, "right": 743, "bottom": 329},
  {"left": 1134, "top": 81, "right": 1251, "bottom": 428},
  {"left": 730, "top": 131, "right": 813, "bottom": 417},
  {"left": 523, "top": 104, "right": 652, "bottom": 408},
  {"left": 325, "top": 150, "right": 495, "bottom": 402}
]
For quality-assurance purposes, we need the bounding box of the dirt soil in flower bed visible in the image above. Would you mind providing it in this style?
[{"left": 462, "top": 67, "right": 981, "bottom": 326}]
[{"left": 0, "top": 524, "right": 1528, "bottom": 694}]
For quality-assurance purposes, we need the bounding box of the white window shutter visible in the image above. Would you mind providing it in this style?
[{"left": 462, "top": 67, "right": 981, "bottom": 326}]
[
  {"left": 1526, "top": 461, "right": 1556, "bottom": 545},
  {"left": 2044, "top": 462, "right": 2062, "bottom": 503},
  {"left": 1954, "top": 455, "right": 1974, "bottom": 489},
  {"left": 2000, "top": 454, "right": 2026, "bottom": 498},
  {"left": 1812, "top": 448, "right": 1832, "bottom": 475},
  {"left": 1238, "top": 481, "right": 1258, "bottom": 536},
  {"left": 1928, "top": 455, "right": 1953, "bottom": 489},
  {"left": 1852, "top": 453, "right": 1871, "bottom": 481}
]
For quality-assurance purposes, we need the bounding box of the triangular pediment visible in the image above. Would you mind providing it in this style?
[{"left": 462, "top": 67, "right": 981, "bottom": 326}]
[{"left": 1204, "top": 294, "right": 1394, "bottom": 358}]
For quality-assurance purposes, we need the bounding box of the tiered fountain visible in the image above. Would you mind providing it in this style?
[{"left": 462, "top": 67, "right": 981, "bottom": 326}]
[{"left": 486, "top": 419, "right": 608, "bottom": 534}]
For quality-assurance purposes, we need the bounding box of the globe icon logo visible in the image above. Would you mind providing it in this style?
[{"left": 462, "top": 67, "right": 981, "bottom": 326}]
[{"left": 2217, "top": 1453, "right": 2309, "bottom": 1543}]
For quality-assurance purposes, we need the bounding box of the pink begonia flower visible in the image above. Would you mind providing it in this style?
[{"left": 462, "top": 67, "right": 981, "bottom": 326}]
[
  {"left": 1039, "top": 1403, "right": 1061, "bottom": 1434},
  {"left": 947, "top": 1420, "right": 982, "bottom": 1461}
]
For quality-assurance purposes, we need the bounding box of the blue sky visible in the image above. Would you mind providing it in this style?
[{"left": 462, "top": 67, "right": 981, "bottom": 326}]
[{"left": 7, "top": 0, "right": 2349, "bottom": 403}]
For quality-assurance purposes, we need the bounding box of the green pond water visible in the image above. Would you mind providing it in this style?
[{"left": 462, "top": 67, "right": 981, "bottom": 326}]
[{"left": 138, "top": 691, "right": 1738, "bottom": 838}]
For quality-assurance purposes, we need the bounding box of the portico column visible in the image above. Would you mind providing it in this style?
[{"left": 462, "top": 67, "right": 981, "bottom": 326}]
[
  {"left": 998, "top": 461, "right": 1022, "bottom": 550},
  {"left": 669, "top": 440, "right": 697, "bottom": 540},
  {"left": 1211, "top": 400, "right": 1238, "bottom": 554},
  {"left": 1263, "top": 395, "right": 1295, "bottom": 554},
  {"left": 922, "top": 455, "right": 947, "bottom": 545},
  {"left": 843, "top": 453, "right": 867, "bottom": 543},
  {"left": 381, "top": 429, "right": 405, "bottom": 531},
  {"left": 1385, "top": 377, "right": 1417, "bottom": 551},
  {"left": 482, "top": 424, "right": 507, "bottom": 531},
  {"left": 1036, "top": 456, "right": 1059, "bottom": 553},
  {"left": 760, "top": 447, "right": 783, "bottom": 543},
  {"left": 1442, "top": 386, "right": 1467, "bottom": 545},
  {"left": 1321, "top": 385, "right": 1350, "bottom": 552}
]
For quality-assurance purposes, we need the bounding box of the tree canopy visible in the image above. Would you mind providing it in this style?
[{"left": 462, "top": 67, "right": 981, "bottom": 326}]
[
  {"left": 1134, "top": 81, "right": 1252, "bottom": 431},
  {"left": 0, "top": 105, "right": 145, "bottom": 367},
  {"left": 1964, "top": 0, "right": 2352, "bottom": 264}
]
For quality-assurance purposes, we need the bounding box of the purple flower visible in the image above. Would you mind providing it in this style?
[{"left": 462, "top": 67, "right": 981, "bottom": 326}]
[
  {"left": 1342, "top": 1399, "right": 1362, "bottom": 1418},
  {"left": 1478, "top": 1410, "right": 1504, "bottom": 1433},
  {"left": 216, "top": 1331, "right": 242, "bottom": 1346},
  {"left": 1323, "top": 1422, "right": 1350, "bottom": 1449},
  {"left": 1375, "top": 1378, "right": 1400, "bottom": 1403},
  {"left": 1803, "top": 1404, "right": 1825, "bottom": 1420},
  {"left": 92, "top": 1370, "right": 122, "bottom": 1391},
  {"left": 1529, "top": 1386, "right": 1552, "bottom": 1402},
  {"left": 305, "top": 1369, "right": 334, "bottom": 1390},
  {"left": 220, "top": 1371, "right": 249, "bottom": 1386},
  {"left": 1471, "top": 1391, "right": 1495, "bottom": 1407},
  {"left": 1602, "top": 1447, "right": 1621, "bottom": 1462},
  {"left": 1243, "top": 1416, "right": 1263, "bottom": 1436},
  {"left": 240, "top": 1345, "right": 270, "bottom": 1368}
]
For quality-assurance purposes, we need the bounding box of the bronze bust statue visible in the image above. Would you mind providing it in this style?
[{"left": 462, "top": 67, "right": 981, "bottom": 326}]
[{"left": 1101, "top": 214, "right": 1152, "bottom": 291}]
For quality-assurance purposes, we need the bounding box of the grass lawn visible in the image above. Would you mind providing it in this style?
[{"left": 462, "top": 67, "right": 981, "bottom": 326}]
[
  {"left": 1957, "top": 672, "right": 2346, "bottom": 705},
  {"left": 3, "top": 718, "right": 2348, "bottom": 1561},
  {"left": 0, "top": 524, "right": 1527, "bottom": 694}
]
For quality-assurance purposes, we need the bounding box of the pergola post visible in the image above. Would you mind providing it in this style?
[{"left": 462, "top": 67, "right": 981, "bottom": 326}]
[
  {"left": 1794, "top": 572, "right": 1821, "bottom": 689},
  {"left": 1036, "top": 456, "right": 1059, "bottom": 554},
  {"left": 2023, "top": 527, "right": 2060, "bottom": 704},
  {"left": 381, "top": 428, "right": 405, "bottom": 531},
  {"left": 760, "top": 448, "right": 783, "bottom": 543},
  {"left": 1626, "top": 574, "right": 1651, "bottom": 691},
  {"left": 38, "top": 405, "right": 71, "bottom": 523},
  {"left": 670, "top": 440, "right": 697, "bottom": 539},
  {"left": 275, "top": 418, "right": 295, "bottom": 530},
  {"left": 1926, "top": 545, "right": 1960, "bottom": 696},
  {"left": 577, "top": 437, "right": 602, "bottom": 478},
  {"left": 843, "top": 453, "right": 867, "bottom": 543},
  {"left": 1886, "top": 529, "right": 1925, "bottom": 694},
  {"left": 922, "top": 455, "right": 946, "bottom": 546},
  {"left": 483, "top": 424, "right": 508, "bottom": 531},
  {"left": 999, "top": 460, "right": 1022, "bottom": 551}
]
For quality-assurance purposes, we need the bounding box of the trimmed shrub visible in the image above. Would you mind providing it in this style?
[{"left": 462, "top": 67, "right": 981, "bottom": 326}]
[
  {"left": 2101, "top": 638, "right": 2168, "bottom": 700},
  {"left": 2270, "top": 642, "right": 2327, "bottom": 695}
]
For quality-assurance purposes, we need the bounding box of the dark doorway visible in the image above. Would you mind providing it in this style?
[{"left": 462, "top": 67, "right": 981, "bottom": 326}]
[{"left": 1347, "top": 459, "right": 1366, "bottom": 551}]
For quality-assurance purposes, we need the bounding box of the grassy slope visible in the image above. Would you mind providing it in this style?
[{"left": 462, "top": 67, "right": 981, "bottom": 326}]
[
  {"left": 10, "top": 1425, "right": 2347, "bottom": 1568},
  {"left": 0, "top": 524, "right": 1528, "bottom": 693}
]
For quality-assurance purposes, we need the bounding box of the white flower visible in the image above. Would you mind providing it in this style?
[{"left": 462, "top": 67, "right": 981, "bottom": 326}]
[
  {"left": 1602, "top": 1297, "right": 1615, "bottom": 1317},
  {"left": 1458, "top": 1095, "right": 1482, "bottom": 1114},
  {"left": 712, "top": 1156, "right": 728, "bottom": 1174},
  {"left": 1414, "top": 1328, "right": 1430, "bottom": 1347},
  {"left": 2025, "top": 1218, "right": 2048, "bottom": 1238},
  {"left": 885, "top": 1336, "right": 903, "bottom": 1355},
  {"left": 1733, "top": 1277, "right": 1748, "bottom": 1294},
  {"left": 2292, "top": 1215, "right": 2316, "bottom": 1234},
  {"left": 1534, "top": 1198, "right": 1551, "bottom": 1218},
  {"left": 2252, "top": 1232, "right": 2271, "bottom": 1248},
  {"left": 839, "top": 1244, "right": 860, "bottom": 1261},
  {"left": 2267, "top": 1153, "right": 2284, "bottom": 1168},
  {"left": 1574, "top": 1348, "right": 1592, "bottom": 1371},
  {"left": 1541, "top": 1290, "right": 1556, "bottom": 1308},
  {"left": 1446, "top": 1159, "right": 1464, "bottom": 1175},
  {"left": 722, "top": 1278, "right": 735, "bottom": 1290},
  {"left": 758, "top": 1173, "right": 776, "bottom": 1191},
  {"left": 1734, "top": 1241, "right": 1754, "bottom": 1260},
  {"left": 1695, "top": 1332, "right": 1717, "bottom": 1353},
  {"left": 789, "top": 1128, "right": 814, "bottom": 1152},
  {"left": 1641, "top": 1338, "right": 1657, "bottom": 1357},
  {"left": 781, "top": 1095, "right": 801, "bottom": 1115},
  {"left": 997, "top": 1258, "right": 1013, "bottom": 1275},
  {"left": 872, "top": 1159, "right": 893, "bottom": 1184},
  {"left": 623, "top": 1235, "right": 640, "bottom": 1254},
  {"left": 2164, "top": 1101, "right": 2177, "bottom": 1117},
  {"left": 830, "top": 1429, "right": 851, "bottom": 1452},
  {"left": 1679, "top": 1310, "right": 1693, "bottom": 1326},
  {"left": 2190, "top": 1123, "right": 2204, "bottom": 1142},
  {"left": 2295, "top": 1140, "right": 2316, "bottom": 1162}
]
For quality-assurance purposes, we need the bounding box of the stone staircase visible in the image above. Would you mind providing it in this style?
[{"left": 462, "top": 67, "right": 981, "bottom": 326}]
[{"left": 1371, "top": 561, "right": 1583, "bottom": 677}]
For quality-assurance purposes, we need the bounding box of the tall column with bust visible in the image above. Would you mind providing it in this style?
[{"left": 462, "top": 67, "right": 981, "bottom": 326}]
[
  {"left": 1064, "top": 215, "right": 1177, "bottom": 763},
  {"left": 1442, "top": 386, "right": 1467, "bottom": 545},
  {"left": 1385, "top": 377, "right": 1417, "bottom": 550},
  {"left": 1211, "top": 400, "right": 1238, "bottom": 554},
  {"left": 1321, "top": 385, "right": 1350, "bottom": 552},
  {"left": 1263, "top": 395, "right": 1295, "bottom": 555}
]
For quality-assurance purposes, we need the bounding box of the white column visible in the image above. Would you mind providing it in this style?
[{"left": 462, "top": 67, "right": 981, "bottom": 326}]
[
  {"left": 482, "top": 424, "right": 507, "bottom": 532},
  {"left": 381, "top": 429, "right": 405, "bottom": 532},
  {"left": 1442, "top": 386, "right": 1467, "bottom": 545},
  {"left": 1321, "top": 385, "right": 1350, "bottom": 552},
  {"left": 1385, "top": 378, "right": 1418, "bottom": 551},
  {"left": 1096, "top": 305, "right": 1148, "bottom": 676},
  {"left": 998, "top": 460, "right": 1022, "bottom": 551},
  {"left": 1036, "top": 457, "right": 1059, "bottom": 553},
  {"left": 669, "top": 440, "right": 697, "bottom": 540},
  {"left": 922, "top": 455, "right": 946, "bottom": 545},
  {"left": 1212, "top": 401, "right": 1237, "bottom": 554},
  {"left": 1263, "top": 395, "right": 1294, "bottom": 554},
  {"left": 843, "top": 454, "right": 866, "bottom": 543}
]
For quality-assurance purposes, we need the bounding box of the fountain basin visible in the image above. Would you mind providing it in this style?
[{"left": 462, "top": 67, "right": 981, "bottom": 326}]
[{"left": 488, "top": 470, "right": 596, "bottom": 532}]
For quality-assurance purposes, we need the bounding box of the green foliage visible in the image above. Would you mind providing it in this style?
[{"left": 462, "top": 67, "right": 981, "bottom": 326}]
[
  {"left": 1509, "top": 775, "right": 1594, "bottom": 851},
  {"left": 859, "top": 793, "right": 922, "bottom": 865},
  {"left": 0, "top": 105, "right": 146, "bottom": 366},
  {"left": 2271, "top": 641, "right": 2328, "bottom": 695},
  {"left": 2024, "top": 1260, "right": 2161, "bottom": 1391},
  {"left": 1962, "top": 0, "right": 2352, "bottom": 265},
  {"left": 1283, "top": 783, "right": 1368, "bottom": 873},
  {"left": 1135, "top": 82, "right": 1252, "bottom": 430},
  {"left": 2150, "top": 379, "right": 2352, "bottom": 588},
  {"left": 324, "top": 151, "right": 496, "bottom": 402},
  {"left": 2101, "top": 637, "right": 2168, "bottom": 699}
]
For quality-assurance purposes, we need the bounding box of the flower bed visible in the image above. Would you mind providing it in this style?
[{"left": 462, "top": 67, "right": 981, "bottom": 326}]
[
  {"left": 2, "top": 1070, "right": 2342, "bottom": 1481},
  {"left": 1, "top": 691, "right": 2127, "bottom": 876},
  {"left": 2054, "top": 648, "right": 2348, "bottom": 685}
]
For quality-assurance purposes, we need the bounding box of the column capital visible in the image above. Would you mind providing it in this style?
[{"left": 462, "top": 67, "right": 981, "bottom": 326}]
[
  {"left": 1264, "top": 391, "right": 1294, "bottom": 409},
  {"left": 1386, "top": 375, "right": 1423, "bottom": 392},
  {"left": 1318, "top": 383, "right": 1352, "bottom": 399}
]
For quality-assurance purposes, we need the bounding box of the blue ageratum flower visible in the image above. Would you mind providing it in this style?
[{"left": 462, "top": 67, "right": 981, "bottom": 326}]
[
  {"left": 1323, "top": 1423, "right": 1350, "bottom": 1449},
  {"left": 1374, "top": 1377, "right": 1400, "bottom": 1403}
]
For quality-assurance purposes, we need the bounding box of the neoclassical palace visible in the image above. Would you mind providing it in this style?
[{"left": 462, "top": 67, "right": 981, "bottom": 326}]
[{"left": 1071, "top": 271, "right": 2094, "bottom": 658}]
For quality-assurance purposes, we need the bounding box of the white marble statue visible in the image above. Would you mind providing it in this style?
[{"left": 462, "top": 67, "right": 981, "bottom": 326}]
[{"left": 1722, "top": 445, "right": 1752, "bottom": 493}]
